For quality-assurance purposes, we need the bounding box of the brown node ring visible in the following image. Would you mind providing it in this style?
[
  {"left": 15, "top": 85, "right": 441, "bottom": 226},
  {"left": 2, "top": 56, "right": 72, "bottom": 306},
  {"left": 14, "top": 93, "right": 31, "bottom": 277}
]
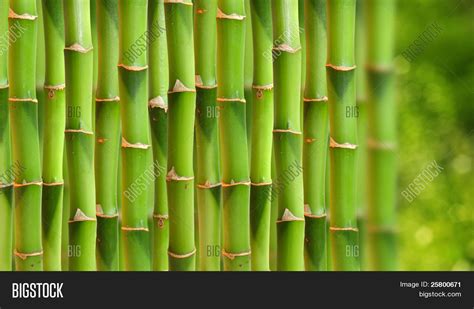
[
  {"left": 117, "top": 63, "right": 148, "bottom": 71},
  {"left": 164, "top": 0, "right": 193, "bottom": 5},
  {"left": 64, "top": 128, "right": 94, "bottom": 135},
  {"left": 121, "top": 137, "right": 150, "bottom": 150},
  {"left": 222, "top": 250, "right": 251, "bottom": 260},
  {"left": 166, "top": 167, "right": 194, "bottom": 182},
  {"left": 329, "top": 226, "right": 359, "bottom": 232},
  {"left": 14, "top": 250, "right": 43, "bottom": 260},
  {"left": 326, "top": 63, "right": 357, "bottom": 71},
  {"left": 276, "top": 208, "right": 304, "bottom": 223},
  {"left": 329, "top": 137, "right": 357, "bottom": 150},
  {"left": 13, "top": 180, "right": 43, "bottom": 188},
  {"left": 273, "top": 128, "right": 302, "bottom": 135},
  {"left": 197, "top": 181, "right": 222, "bottom": 189},
  {"left": 303, "top": 96, "right": 328, "bottom": 102},
  {"left": 216, "top": 8, "right": 245, "bottom": 20},
  {"left": 221, "top": 180, "right": 251, "bottom": 188},
  {"left": 65, "top": 43, "right": 93, "bottom": 54},
  {"left": 121, "top": 227, "right": 149, "bottom": 232},
  {"left": 168, "top": 248, "right": 196, "bottom": 259},
  {"left": 8, "top": 8, "right": 37, "bottom": 20}
]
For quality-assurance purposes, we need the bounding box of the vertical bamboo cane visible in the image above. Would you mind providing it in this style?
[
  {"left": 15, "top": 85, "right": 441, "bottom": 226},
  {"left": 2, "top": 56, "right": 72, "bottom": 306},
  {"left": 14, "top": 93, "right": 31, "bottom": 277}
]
[
  {"left": 366, "top": 0, "right": 397, "bottom": 271},
  {"left": 95, "top": 0, "right": 120, "bottom": 271},
  {"left": 303, "top": 0, "right": 328, "bottom": 271},
  {"left": 8, "top": 0, "right": 43, "bottom": 271},
  {"left": 194, "top": 0, "right": 221, "bottom": 271},
  {"left": 41, "top": 0, "right": 65, "bottom": 271},
  {"left": 249, "top": 0, "right": 273, "bottom": 271},
  {"left": 64, "top": 0, "right": 97, "bottom": 271},
  {"left": 149, "top": 0, "right": 169, "bottom": 271},
  {"left": 272, "top": 0, "right": 305, "bottom": 271},
  {"left": 0, "top": 0, "right": 13, "bottom": 271},
  {"left": 355, "top": 0, "right": 368, "bottom": 270},
  {"left": 164, "top": 0, "right": 196, "bottom": 271},
  {"left": 118, "top": 0, "right": 151, "bottom": 271},
  {"left": 327, "top": 0, "right": 359, "bottom": 271},
  {"left": 217, "top": 0, "right": 251, "bottom": 271}
]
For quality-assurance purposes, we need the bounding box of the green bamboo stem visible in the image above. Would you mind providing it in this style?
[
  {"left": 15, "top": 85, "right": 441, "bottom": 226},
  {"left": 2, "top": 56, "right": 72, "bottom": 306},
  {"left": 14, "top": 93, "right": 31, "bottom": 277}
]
[
  {"left": 269, "top": 152, "right": 278, "bottom": 271},
  {"left": 244, "top": 0, "right": 253, "bottom": 151},
  {"left": 355, "top": 0, "right": 368, "bottom": 270},
  {"left": 118, "top": 0, "right": 151, "bottom": 271},
  {"left": 64, "top": 0, "right": 97, "bottom": 271},
  {"left": 8, "top": 0, "right": 43, "bottom": 271},
  {"left": 303, "top": 0, "right": 328, "bottom": 271},
  {"left": 95, "top": 0, "right": 120, "bottom": 271},
  {"left": 36, "top": 0, "right": 45, "bottom": 162},
  {"left": 61, "top": 149, "right": 69, "bottom": 270},
  {"left": 249, "top": 0, "right": 273, "bottom": 271},
  {"left": 0, "top": 0, "right": 13, "bottom": 271},
  {"left": 217, "top": 0, "right": 251, "bottom": 271},
  {"left": 194, "top": 0, "right": 221, "bottom": 271},
  {"left": 41, "top": 0, "right": 65, "bottom": 271},
  {"left": 164, "top": 0, "right": 196, "bottom": 271},
  {"left": 327, "top": 0, "right": 359, "bottom": 271},
  {"left": 366, "top": 0, "right": 397, "bottom": 271},
  {"left": 272, "top": 0, "right": 305, "bottom": 271},
  {"left": 149, "top": 0, "right": 169, "bottom": 271}
]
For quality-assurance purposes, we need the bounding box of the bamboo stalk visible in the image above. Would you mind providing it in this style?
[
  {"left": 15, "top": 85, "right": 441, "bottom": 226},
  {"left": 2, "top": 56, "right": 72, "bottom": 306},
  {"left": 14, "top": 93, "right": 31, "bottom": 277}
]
[
  {"left": 0, "top": 0, "right": 13, "bottom": 271},
  {"left": 355, "top": 0, "right": 368, "bottom": 270},
  {"left": 164, "top": 0, "right": 196, "bottom": 271},
  {"left": 8, "top": 0, "right": 43, "bottom": 271},
  {"left": 217, "top": 0, "right": 251, "bottom": 271},
  {"left": 36, "top": 0, "right": 45, "bottom": 162},
  {"left": 95, "top": 0, "right": 120, "bottom": 271},
  {"left": 149, "top": 0, "right": 169, "bottom": 271},
  {"left": 249, "top": 0, "right": 273, "bottom": 271},
  {"left": 327, "top": 0, "right": 359, "bottom": 271},
  {"left": 194, "top": 0, "right": 221, "bottom": 271},
  {"left": 41, "top": 0, "right": 65, "bottom": 271},
  {"left": 303, "top": 0, "right": 328, "bottom": 271},
  {"left": 64, "top": 0, "right": 97, "bottom": 271},
  {"left": 118, "top": 0, "right": 151, "bottom": 271},
  {"left": 366, "top": 0, "right": 397, "bottom": 271},
  {"left": 244, "top": 0, "right": 253, "bottom": 150},
  {"left": 272, "top": 0, "right": 305, "bottom": 271}
]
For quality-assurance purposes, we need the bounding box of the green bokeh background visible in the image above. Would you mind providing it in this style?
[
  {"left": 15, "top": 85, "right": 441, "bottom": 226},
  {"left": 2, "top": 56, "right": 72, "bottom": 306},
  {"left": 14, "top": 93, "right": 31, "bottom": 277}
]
[{"left": 394, "top": 0, "right": 473, "bottom": 270}]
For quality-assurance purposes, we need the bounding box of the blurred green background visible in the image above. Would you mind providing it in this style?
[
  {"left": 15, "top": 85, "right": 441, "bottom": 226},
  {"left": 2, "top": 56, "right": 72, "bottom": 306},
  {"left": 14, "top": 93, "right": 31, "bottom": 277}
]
[{"left": 395, "top": 0, "right": 473, "bottom": 270}]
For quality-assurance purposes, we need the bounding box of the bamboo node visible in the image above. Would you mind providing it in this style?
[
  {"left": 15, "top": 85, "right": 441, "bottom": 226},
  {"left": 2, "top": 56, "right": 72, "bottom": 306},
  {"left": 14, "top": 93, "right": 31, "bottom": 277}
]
[
  {"left": 329, "top": 226, "right": 359, "bottom": 232},
  {"left": 273, "top": 128, "right": 302, "bottom": 135},
  {"left": 121, "top": 137, "right": 150, "bottom": 150},
  {"left": 8, "top": 97, "right": 38, "bottom": 104},
  {"left": 14, "top": 250, "right": 43, "bottom": 260},
  {"left": 64, "top": 128, "right": 94, "bottom": 135},
  {"left": 367, "top": 138, "right": 397, "bottom": 151},
  {"left": 65, "top": 43, "right": 93, "bottom": 54},
  {"left": 366, "top": 63, "right": 394, "bottom": 73},
  {"left": 13, "top": 180, "right": 43, "bottom": 188},
  {"left": 149, "top": 96, "right": 168, "bottom": 112},
  {"left": 329, "top": 137, "right": 357, "bottom": 150},
  {"left": 326, "top": 63, "right": 357, "bottom": 71},
  {"left": 217, "top": 97, "right": 246, "bottom": 103},
  {"left": 304, "top": 204, "right": 327, "bottom": 219},
  {"left": 216, "top": 8, "right": 246, "bottom": 20},
  {"left": 303, "top": 96, "right": 328, "bottom": 102},
  {"left": 221, "top": 179, "right": 251, "bottom": 188},
  {"left": 96, "top": 96, "right": 120, "bottom": 103},
  {"left": 164, "top": 0, "right": 193, "bottom": 5},
  {"left": 43, "top": 181, "right": 64, "bottom": 187},
  {"left": 277, "top": 208, "right": 304, "bottom": 223},
  {"left": 250, "top": 181, "right": 272, "bottom": 186},
  {"left": 0, "top": 83, "right": 9, "bottom": 89},
  {"left": 273, "top": 44, "right": 301, "bottom": 54},
  {"left": 166, "top": 167, "right": 194, "bottom": 182},
  {"left": 8, "top": 8, "right": 38, "bottom": 20},
  {"left": 117, "top": 63, "right": 148, "bottom": 71},
  {"left": 121, "top": 226, "right": 150, "bottom": 232},
  {"left": 253, "top": 84, "right": 273, "bottom": 99},
  {"left": 169, "top": 79, "right": 196, "bottom": 94},
  {"left": 221, "top": 249, "right": 251, "bottom": 260},
  {"left": 96, "top": 204, "right": 119, "bottom": 219},
  {"left": 69, "top": 209, "right": 96, "bottom": 223},
  {"left": 197, "top": 180, "right": 222, "bottom": 189},
  {"left": 0, "top": 183, "right": 13, "bottom": 189},
  {"left": 153, "top": 214, "right": 169, "bottom": 228},
  {"left": 195, "top": 75, "right": 217, "bottom": 89},
  {"left": 44, "top": 84, "right": 66, "bottom": 99},
  {"left": 168, "top": 248, "right": 196, "bottom": 259}
]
